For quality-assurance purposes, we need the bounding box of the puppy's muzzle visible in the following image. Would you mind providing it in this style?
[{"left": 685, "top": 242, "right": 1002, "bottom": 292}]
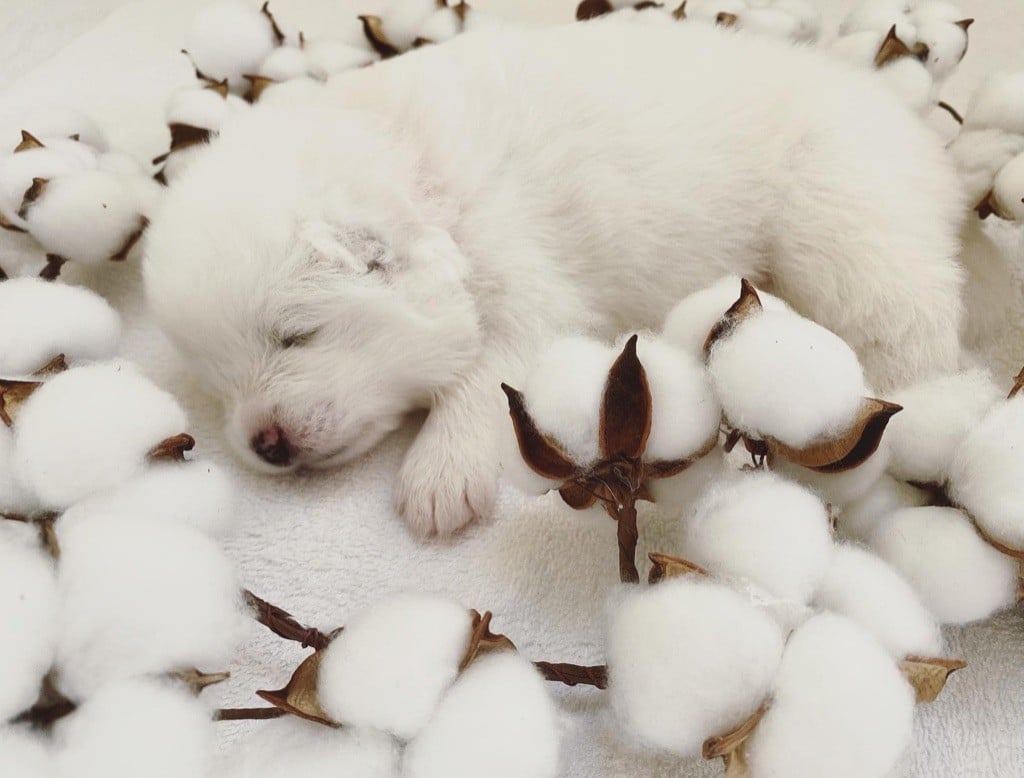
[{"left": 250, "top": 424, "right": 295, "bottom": 467}]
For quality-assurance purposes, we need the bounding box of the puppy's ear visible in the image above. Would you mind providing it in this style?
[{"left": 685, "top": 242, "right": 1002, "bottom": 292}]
[{"left": 294, "top": 219, "right": 392, "bottom": 276}]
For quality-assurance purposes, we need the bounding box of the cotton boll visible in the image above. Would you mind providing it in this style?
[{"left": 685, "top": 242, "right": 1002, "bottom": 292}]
[
  {"left": 304, "top": 40, "right": 378, "bottom": 80},
  {"left": 53, "top": 678, "right": 213, "bottom": 778},
  {"left": 990, "top": 152, "right": 1024, "bottom": 221},
  {"left": 607, "top": 577, "right": 783, "bottom": 756},
  {"left": 258, "top": 45, "right": 309, "bottom": 81},
  {"left": 185, "top": 1, "right": 279, "bottom": 91},
  {"left": 830, "top": 30, "right": 888, "bottom": 67},
  {"left": 661, "top": 276, "right": 789, "bottom": 360},
  {"left": 61, "top": 460, "right": 237, "bottom": 538},
  {"left": 949, "top": 395, "right": 1024, "bottom": 550},
  {"left": 879, "top": 57, "right": 935, "bottom": 114},
  {"left": 54, "top": 512, "right": 246, "bottom": 699},
  {"left": 165, "top": 87, "right": 235, "bottom": 132},
  {"left": 318, "top": 592, "right": 472, "bottom": 739},
  {"left": 0, "top": 726, "right": 52, "bottom": 777},
  {"left": 498, "top": 413, "right": 561, "bottom": 496},
  {"left": 156, "top": 145, "right": 205, "bottom": 184},
  {"left": 0, "top": 426, "right": 36, "bottom": 514},
  {"left": 886, "top": 369, "right": 1001, "bottom": 484},
  {"left": 14, "top": 362, "right": 189, "bottom": 509},
  {"left": 911, "top": 1, "right": 965, "bottom": 24},
  {"left": 415, "top": 7, "right": 463, "bottom": 45},
  {"left": 0, "top": 529, "right": 58, "bottom": 721},
  {"left": 814, "top": 544, "right": 942, "bottom": 658},
  {"left": 684, "top": 0, "right": 749, "bottom": 23},
  {"left": 683, "top": 470, "right": 833, "bottom": 604},
  {"left": 835, "top": 474, "right": 929, "bottom": 541},
  {"left": 95, "top": 151, "right": 144, "bottom": 177},
  {"left": 840, "top": 0, "right": 910, "bottom": 35},
  {"left": 404, "top": 652, "right": 559, "bottom": 778},
  {"left": 947, "top": 129, "right": 1024, "bottom": 208},
  {"left": 913, "top": 18, "right": 967, "bottom": 80},
  {"left": 0, "top": 145, "right": 96, "bottom": 229},
  {"left": 963, "top": 72, "right": 1024, "bottom": 135},
  {"left": 770, "top": 0, "right": 821, "bottom": 41},
  {"left": 741, "top": 7, "right": 802, "bottom": 40},
  {"left": 869, "top": 506, "right": 1019, "bottom": 624},
  {"left": 707, "top": 309, "right": 867, "bottom": 448},
  {"left": 23, "top": 170, "right": 150, "bottom": 265},
  {"left": 745, "top": 612, "right": 914, "bottom": 778},
  {"left": 0, "top": 277, "right": 120, "bottom": 376},
  {"left": 773, "top": 440, "right": 891, "bottom": 508},
  {"left": 648, "top": 445, "right": 726, "bottom": 514},
  {"left": 521, "top": 337, "right": 614, "bottom": 466},
  {"left": 219, "top": 718, "right": 399, "bottom": 778},
  {"left": 7, "top": 106, "right": 107, "bottom": 151},
  {"left": 381, "top": 0, "right": 441, "bottom": 50}
]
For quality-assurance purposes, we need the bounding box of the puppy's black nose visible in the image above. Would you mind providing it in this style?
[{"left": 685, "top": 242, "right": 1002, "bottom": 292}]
[{"left": 250, "top": 425, "right": 293, "bottom": 467}]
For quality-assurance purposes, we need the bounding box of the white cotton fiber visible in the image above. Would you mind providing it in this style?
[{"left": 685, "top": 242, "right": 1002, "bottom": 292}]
[
  {"left": 7, "top": 106, "right": 107, "bottom": 151},
  {"left": 879, "top": 57, "right": 934, "bottom": 114},
  {"left": 60, "top": 460, "right": 237, "bottom": 538},
  {"left": 684, "top": 0, "right": 748, "bottom": 23},
  {"left": 648, "top": 446, "right": 726, "bottom": 514},
  {"left": 0, "top": 426, "right": 36, "bottom": 514},
  {"left": 839, "top": 0, "right": 909, "bottom": 35},
  {"left": 0, "top": 145, "right": 95, "bottom": 229},
  {"left": 0, "top": 726, "right": 52, "bottom": 778},
  {"left": 991, "top": 152, "right": 1024, "bottom": 221},
  {"left": 54, "top": 512, "right": 246, "bottom": 699},
  {"left": 947, "top": 128, "right": 1024, "bottom": 208},
  {"left": 813, "top": 544, "right": 942, "bottom": 658},
  {"left": 707, "top": 309, "right": 867, "bottom": 448},
  {"left": 0, "top": 528, "right": 58, "bottom": 721},
  {"left": 885, "top": 369, "right": 1001, "bottom": 484},
  {"left": 661, "top": 276, "right": 789, "bottom": 360},
  {"left": 416, "top": 7, "right": 463, "bottom": 44},
  {"left": 218, "top": 718, "right": 399, "bottom": 778},
  {"left": 949, "top": 395, "right": 1024, "bottom": 550},
  {"left": 522, "top": 337, "right": 613, "bottom": 466},
  {"left": 830, "top": 29, "right": 888, "bottom": 67},
  {"left": 258, "top": 45, "right": 310, "bottom": 81},
  {"left": 23, "top": 170, "right": 155, "bottom": 265},
  {"left": 607, "top": 578, "right": 783, "bottom": 757},
  {"left": 632, "top": 337, "right": 720, "bottom": 462},
  {"left": 914, "top": 18, "right": 968, "bottom": 80},
  {"left": 185, "top": 1, "right": 279, "bottom": 91},
  {"left": 835, "top": 474, "right": 929, "bottom": 541},
  {"left": 96, "top": 151, "right": 145, "bottom": 177},
  {"left": 682, "top": 470, "right": 833, "bottom": 604},
  {"left": 963, "top": 72, "right": 1024, "bottom": 135},
  {"left": 498, "top": 415, "right": 562, "bottom": 497},
  {"left": 745, "top": 613, "right": 914, "bottom": 778},
  {"left": 770, "top": 0, "right": 821, "bottom": 41},
  {"left": 381, "top": 0, "right": 440, "bottom": 50},
  {"left": 771, "top": 436, "right": 891, "bottom": 509},
  {"left": 317, "top": 592, "right": 472, "bottom": 739},
  {"left": 53, "top": 678, "right": 213, "bottom": 778},
  {"left": 869, "top": 506, "right": 1019, "bottom": 624},
  {"left": 404, "top": 652, "right": 560, "bottom": 778},
  {"left": 165, "top": 87, "right": 235, "bottom": 132},
  {"left": 303, "top": 40, "right": 377, "bottom": 79},
  {"left": 741, "top": 7, "right": 801, "bottom": 40},
  {"left": 14, "top": 362, "right": 189, "bottom": 510}
]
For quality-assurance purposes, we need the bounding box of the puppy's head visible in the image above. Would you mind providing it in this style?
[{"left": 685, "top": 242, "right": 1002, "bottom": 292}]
[{"left": 144, "top": 97, "right": 480, "bottom": 473}]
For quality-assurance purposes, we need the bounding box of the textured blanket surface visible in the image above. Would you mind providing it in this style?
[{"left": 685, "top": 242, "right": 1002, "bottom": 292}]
[{"left": 2, "top": 1, "right": 1024, "bottom": 775}]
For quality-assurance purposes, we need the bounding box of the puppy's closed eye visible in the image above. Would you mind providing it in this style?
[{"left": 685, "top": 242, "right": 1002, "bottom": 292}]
[{"left": 278, "top": 329, "right": 320, "bottom": 349}]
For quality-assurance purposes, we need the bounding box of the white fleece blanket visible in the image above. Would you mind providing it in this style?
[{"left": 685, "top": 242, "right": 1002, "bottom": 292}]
[{"left": 2, "top": 1, "right": 1024, "bottom": 775}]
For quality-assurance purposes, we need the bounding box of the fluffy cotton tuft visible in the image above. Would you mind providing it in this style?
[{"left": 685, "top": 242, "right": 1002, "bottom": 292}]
[
  {"left": 913, "top": 17, "right": 968, "bottom": 80},
  {"left": 949, "top": 395, "right": 1024, "bottom": 550},
  {"left": 963, "top": 72, "right": 1024, "bottom": 135},
  {"left": 381, "top": 0, "right": 441, "bottom": 50},
  {"left": 745, "top": 613, "right": 915, "bottom": 778},
  {"left": 886, "top": 369, "right": 1002, "bottom": 484},
  {"left": 53, "top": 679, "right": 213, "bottom": 778},
  {"left": 835, "top": 474, "right": 929, "bottom": 541},
  {"left": 707, "top": 309, "right": 867, "bottom": 448},
  {"left": 60, "top": 460, "right": 237, "bottom": 538},
  {"left": 14, "top": 362, "right": 189, "bottom": 509},
  {"left": 647, "top": 445, "right": 726, "bottom": 514},
  {"left": 661, "top": 276, "right": 789, "bottom": 360},
  {"left": 683, "top": 471, "right": 833, "bottom": 604},
  {"left": 813, "top": 544, "right": 942, "bottom": 658},
  {"left": 184, "top": 2, "right": 279, "bottom": 90},
  {"left": 416, "top": 7, "right": 463, "bottom": 44},
  {"left": 878, "top": 57, "right": 934, "bottom": 114},
  {"left": 947, "top": 128, "right": 1024, "bottom": 207},
  {"left": 317, "top": 592, "right": 472, "bottom": 739},
  {"left": 991, "top": 152, "right": 1024, "bottom": 221},
  {"left": 607, "top": 578, "right": 783, "bottom": 756},
  {"left": 404, "top": 652, "right": 560, "bottom": 778},
  {"left": 0, "top": 426, "right": 35, "bottom": 514},
  {"left": 304, "top": 40, "right": 377, "bottom": 79},
  {"left": 0, "top": 145, "right": 96, "bottom": 229},
  {"left": 54, "top": 512, "right": 246, "bottom": 699},
  {"left": 165, "top": 87, "right": 241, "bottom": 132},
  {"left": 0, "top": 528, "right": 58, "bottom": 721},
  {"left": 869, "top": 506, "right": 1019, "bottom": 624},
  {"left": 6, "top": 106, "right": 107, "bottom": 151},
  {"left": 839, "top": 0, "right": 908, "bottom": 35},
  {"left": 771, "top": 439, "right": 891, "bottom": 508},
  {"left": 218, "top": 717, "right": 400, "bottom": 778},
  {"left": 258, "top": 45, "right": 310, "bottom": 81},
  {"left": 0, "top": 726, "right": 52, "bottom": 777}
]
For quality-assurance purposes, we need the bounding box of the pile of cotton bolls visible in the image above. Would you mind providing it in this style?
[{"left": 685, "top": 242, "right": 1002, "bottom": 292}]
[
  {"left": 0, "top": 111, "right": 161, "bottom": 280},
  {"left": 0, "top": 277, "right": 246, "bottom": 777},
  {"left": 218, "top": 592, "right": 561, "bottom": 778}
]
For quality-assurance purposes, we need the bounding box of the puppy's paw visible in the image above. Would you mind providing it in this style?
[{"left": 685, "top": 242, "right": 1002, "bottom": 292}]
[{"left": 395, "top": 432, "right": 498, "bottom": 538}]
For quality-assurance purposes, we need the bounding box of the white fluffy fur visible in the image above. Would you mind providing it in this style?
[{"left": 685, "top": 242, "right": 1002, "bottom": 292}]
[
  {"left": 317, "top": 592, "right": 471, "bottom": 738},
  {"left": 607, "top": 577, "right": 783, "bottom": 756},
  {"left": 53, "top": 679, "right": 213, "bottom": 778},
  {"left": 403, "top": 652, "right": 560, "bottom": 778},
  {"left": 144, "top": 21, "right": 967, "bottom": 536},
  {"left": 745, "top": 612, "right": 915, "bottom": 778},
  {"left": 682, "top": 471, "right": 833, "bottom": 604},
  {"left": 835, "top": 473, "right": 929, "bottom": 541},
  {"left": 14, "top": 362, "right": 190, "bottom": 509},
  {"left": 0, "top": 726, "right": 52, "bottom": 778},
  {"left": 304, "top": 40, "right": 377, "bottom": 80},
  {"left": 219, "top": 718, "right": 400, "bottom": 778},
  {"left": 886, "top": 368, "right": 1002, "bottom": 484},
  {"left": 949, "top": 395, "right": 1024, "bottom": 550},
  {"left": 878, "top": 57, "right": 934, "bottom": 115},
  {"left": 707, "top": 309, "right": 867, "bottom": 448},
  {"left": 54, "top": 512, "right": 247, "bottom": 700},
  {"left": 869, "top": 506, "right": 1019, "bottom": 624},
  {"left": 184, "top": 1, "right": 278, "bottom": 91},
  {"left": 661, "top": 276, "right": 789, "bottom": 360},
  {"left": 0, "top": 526, "right": 58, "bottom": 721},
  {"left": 813, "top": 543, "right": 942, "bottom": 658},
  {"left": 0, "top": 278, "right": 120, "bottom": 376}
]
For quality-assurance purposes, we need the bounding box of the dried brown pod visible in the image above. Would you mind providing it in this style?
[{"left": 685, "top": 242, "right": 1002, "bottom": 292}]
[
  {"left": 110, "top": 216, "right": 149, "bottom": 262},
  {"left": 0, "top": 379, "right": 41, "bottom": 427},
  {"left": 0, "top": 210, "right": 26, "bottom": 233},
  {"left": 17, "top": 177, "right": 49, "bottom": 220},
  {"left": 766, "top": 398, "right": 903, "bottom": 473},
  {"left": 243, "top": 74, "right": 276, "bottom": 102},
  {"left": 600, "top": 334, "right": 653, "bottom": 463},
  {"left": 576, "top": 0, "right": 615, "bottom": 20},
  {"left": 956, "top": 18, "right": 974, "bottom": 31},
  {"left": 32, "top": 354, "right": 68, "bottom": 377},
  {"left": 14, "top": 130, "right": 44, "bottom": 153},
  {"left": 168, "top": 123, "right": 212, "bottom": 154},
  {"left": 260, "top": 1, "right": 286, "bottom": 46},
  {"left": 257, "top": 650, "right": 338, "bottom": 726},
  {"left": 359, "top": 15, "right": 401, "bottom": 59},
  {"left": 673, "top": 0, "right": 687, "bottom": 19},
  {"left": 174, "top": 668, "right": 231, "bottom": 695},
  {"left": 458, "top": 610, "right": 517, "bottom": 671},
  {"left": 203, "top": 78, "right": 230, "bottom": 98},
  {"left": 716, "top": 11, "right": 739, "bottom": 26},
  {"left": 1009, "top": 365, "right": 1024, "bottom": 400},
  {"left": 147, "top": 432, "right": 196, "bottom": 462},
  {"left": 899, "top": 656, "right": 967, "bottom": 703},
  {"left": 703, "top": 278, "right": 762, "bottom": 358},
  {"left": 874, "top": 25, "right": 928, "bottom": 68},
  {"left": 501, "top": 383, "right": 577, "bottom": 481},
  {"left": 702, "top": 704, "right": 768, "bottom": 777},
  {"left": 39, "top": 254, "right": 66, "bottom": 282},
  {"left": 647, "top": 552, "right": 710, "bottom": 584}
]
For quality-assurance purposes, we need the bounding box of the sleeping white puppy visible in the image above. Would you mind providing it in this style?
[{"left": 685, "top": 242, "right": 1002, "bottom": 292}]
[{"left": 144, "top": 19, "right": 965, "bottom": 537}]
